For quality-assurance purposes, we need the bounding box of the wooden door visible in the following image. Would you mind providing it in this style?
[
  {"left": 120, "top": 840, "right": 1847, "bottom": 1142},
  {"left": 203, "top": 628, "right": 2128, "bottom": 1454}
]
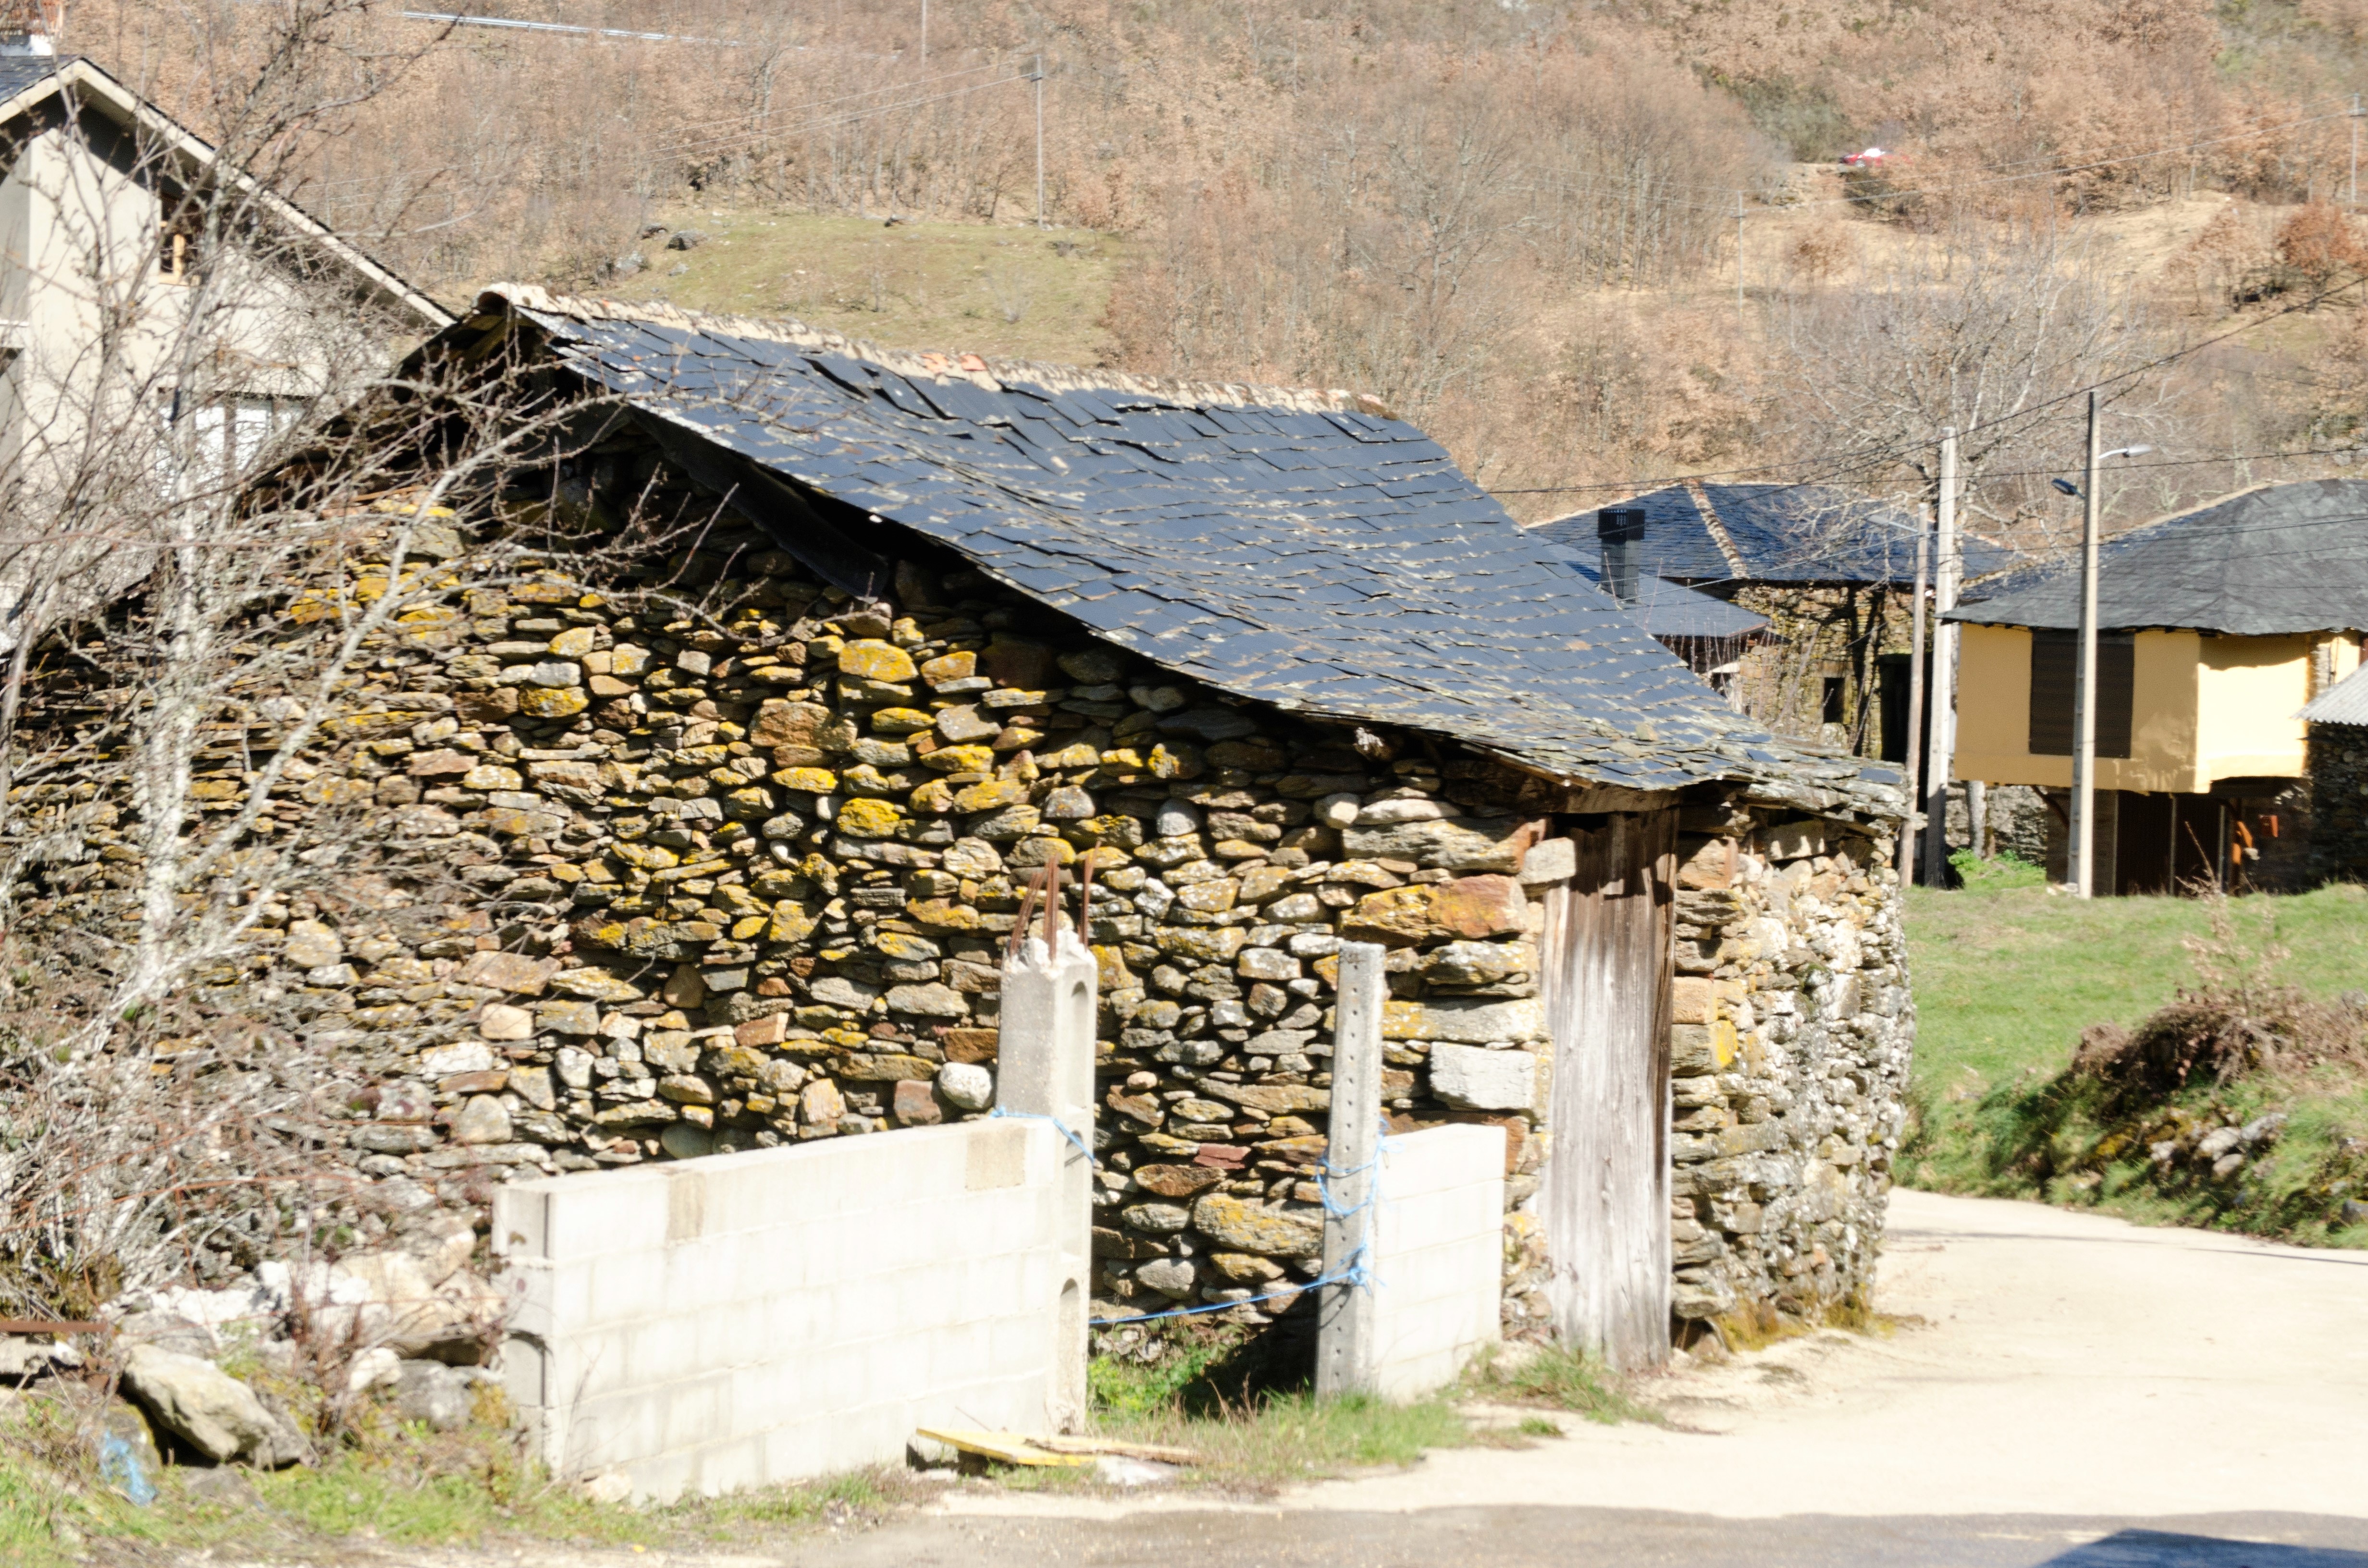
[{"left": 1539, "top": 810, "right": 1678, "bottom": 1371}]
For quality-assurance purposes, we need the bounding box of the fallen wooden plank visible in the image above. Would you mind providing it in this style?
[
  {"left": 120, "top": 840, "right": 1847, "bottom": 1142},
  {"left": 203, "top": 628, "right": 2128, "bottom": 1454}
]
[
  {"left": 1033, "top": 1434, "right": 1203, "bottom": 1464},
  {"left": 913, "top": 1427, "right": 1094, "bottom": 1468}
]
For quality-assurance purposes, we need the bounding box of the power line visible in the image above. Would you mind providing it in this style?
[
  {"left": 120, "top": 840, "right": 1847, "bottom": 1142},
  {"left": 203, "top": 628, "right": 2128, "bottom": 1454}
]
[
  {"left": 306, "top": 60, "right": 1024, "bottom": 199},
  {"left": 1491, "top": 265, "right": 2368, "bottom": 505},
  {"left": 641, "top": 70, "right": 1028, "bottom": 164}
]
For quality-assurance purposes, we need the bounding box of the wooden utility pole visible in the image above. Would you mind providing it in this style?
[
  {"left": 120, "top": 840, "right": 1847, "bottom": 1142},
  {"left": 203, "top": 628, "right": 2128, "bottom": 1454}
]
[
  {"left": 1922, "top": 428, "right": 1960, "bottom": 884},
  {"left": 1897, "top": 506, "right": 1931, "bottom": 884},
  {"left": 2072, "top": 391, "right": 2102, "bottom": 899},
  {"left": 1735, "top": 192, "right": 1746, "bottom": 315},
  {"left": 1032, "top": 56, "right": 1046, "bottom": 229}
]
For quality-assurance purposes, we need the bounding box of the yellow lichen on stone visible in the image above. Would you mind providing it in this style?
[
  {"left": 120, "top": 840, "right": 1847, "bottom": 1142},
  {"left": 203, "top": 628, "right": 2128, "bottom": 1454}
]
[
  {"left": 837, "top": 639, "right": 918, "bottom": 683},
  {"left": 919, "top": 651, "right": 975, "bottom": 687},
  {"left": 771, "top": 767, "right": 837, "bottom": 793},
  {"left": 519, "top": 687, "right": 590, "bottom": 718},
  {"left": 835, "top": 797, "right": 904, "bottom": 838},
  {"left": 924, "top": 745, "right": 996, "bottom": 775}
]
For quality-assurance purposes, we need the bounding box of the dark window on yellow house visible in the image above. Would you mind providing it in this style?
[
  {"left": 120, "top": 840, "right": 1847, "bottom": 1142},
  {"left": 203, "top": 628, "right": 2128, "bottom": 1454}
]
[{"left": 2029, "top": 629, "right": 2133, "bottom": 757}]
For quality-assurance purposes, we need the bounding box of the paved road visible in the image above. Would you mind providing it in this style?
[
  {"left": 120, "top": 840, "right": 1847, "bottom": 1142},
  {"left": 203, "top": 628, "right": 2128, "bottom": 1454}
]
[{"left": 783, "top": 1188, "right": 2368, "bottom": 1567}]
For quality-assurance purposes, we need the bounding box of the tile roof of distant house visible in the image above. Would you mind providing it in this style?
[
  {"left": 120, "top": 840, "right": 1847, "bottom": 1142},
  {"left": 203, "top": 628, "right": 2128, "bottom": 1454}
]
[
  {"left": 1534, "top": 482, "right": 2016, "bottom": 587},
  {"left": 1951, "top": 479, "right": 2368, "bottom": 636},
  {"left": 456, "top": 287, "right": 1901, "bottom": 810}
]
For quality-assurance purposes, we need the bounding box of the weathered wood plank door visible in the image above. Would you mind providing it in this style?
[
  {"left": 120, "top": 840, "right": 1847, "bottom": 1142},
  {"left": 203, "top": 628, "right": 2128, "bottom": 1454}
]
[{"left": 1540, "top": 810, "right": 1678, "bottom": 1371}]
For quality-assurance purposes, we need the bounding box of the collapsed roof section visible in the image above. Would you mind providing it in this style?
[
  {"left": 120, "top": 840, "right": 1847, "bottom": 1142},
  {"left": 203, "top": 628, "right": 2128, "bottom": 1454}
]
[{"left": 444, "top": 287, "right": 1901, "bottom": 812}]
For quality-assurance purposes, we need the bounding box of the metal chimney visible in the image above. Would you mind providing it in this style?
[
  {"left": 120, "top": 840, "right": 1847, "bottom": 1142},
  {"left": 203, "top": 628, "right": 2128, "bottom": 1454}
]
[{"left": 1596, "top": 508, "right": 1646, "bottom": 606}]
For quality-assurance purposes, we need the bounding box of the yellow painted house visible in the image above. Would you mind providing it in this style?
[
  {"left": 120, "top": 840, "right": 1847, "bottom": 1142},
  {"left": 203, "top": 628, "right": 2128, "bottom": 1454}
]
[{"left": 1947, "top": 480, "right": 2368, "bottom": 893}]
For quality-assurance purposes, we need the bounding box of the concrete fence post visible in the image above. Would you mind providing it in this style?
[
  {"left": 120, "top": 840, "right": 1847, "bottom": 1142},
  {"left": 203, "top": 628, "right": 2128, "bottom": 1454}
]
[
  {"left": 996, "top": 917, "right": 1098, "bottom": 1434},
  {"left": 1316, "top": 940, "right": 1386, "bottom": 1397}
]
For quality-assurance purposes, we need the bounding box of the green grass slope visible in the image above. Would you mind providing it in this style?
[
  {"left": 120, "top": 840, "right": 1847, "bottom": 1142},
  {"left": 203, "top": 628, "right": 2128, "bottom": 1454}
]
[
  {"left": 1903, "top": 867, "right": 2368, "bottom": 1246},
  {"left": 594, "top": 209, "right": 1129, "bottom": 368}
]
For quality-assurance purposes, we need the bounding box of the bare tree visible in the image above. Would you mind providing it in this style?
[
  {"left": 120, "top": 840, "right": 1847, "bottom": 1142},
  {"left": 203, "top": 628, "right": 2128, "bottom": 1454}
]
[
  {"left": 1765, "top": 220, "right": 2175, "bottom": 551},
  {"left": 0, "top": 1, "right": 625, "bottom": 1324}
]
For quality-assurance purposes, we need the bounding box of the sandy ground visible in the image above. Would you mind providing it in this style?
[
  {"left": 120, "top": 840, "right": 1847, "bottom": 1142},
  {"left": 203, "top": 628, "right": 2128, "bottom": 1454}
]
[
  {"left": 1282, "top": 1186, "right": 2368, "bottom": 1520},
  {"left": 803, "top": 1188, "right": 2368, "bottom": 1564},
  {"left": 241, "top": 1189, "right": 2368, "bottom": 1568}
]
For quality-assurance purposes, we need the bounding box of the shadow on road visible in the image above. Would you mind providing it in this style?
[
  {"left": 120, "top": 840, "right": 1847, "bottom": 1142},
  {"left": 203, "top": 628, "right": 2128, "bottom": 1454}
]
[{"left": 2046, "top": 1531, "right": 2368, "bottom": 1566}]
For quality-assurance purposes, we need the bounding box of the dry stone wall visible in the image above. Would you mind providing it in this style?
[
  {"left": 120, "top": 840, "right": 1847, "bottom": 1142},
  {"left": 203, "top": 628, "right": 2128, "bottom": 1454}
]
[
  {"left": 10, "top": 482, "right": 1910, "bottom": 1342},
  {"left": 2311, "top": 723, "right": 2368, "bottom": 883},
  {"left": 1665, "top": 805, "right": 1912, "bottom": 1324}
]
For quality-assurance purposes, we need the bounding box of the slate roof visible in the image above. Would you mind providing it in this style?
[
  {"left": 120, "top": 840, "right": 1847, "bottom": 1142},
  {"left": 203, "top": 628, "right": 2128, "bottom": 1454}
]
[
  {"left": 1534, "top": 482, "right": 2015, "bottom": 588},
  {"left": 1950, "top": 480, "right": 2368, "bottom": 636},
  {"left": 466, "top": 288, "right": 1900, "bottom": 810},
  {"left": 1525, "top": 554, "right": 1770, "bottom": 640},
  {"left": 0, "top": 53, "right": 62, "bottom": 103},
  {"left": 2300, "top": 663, "right": 2368, "bottom": 726}
]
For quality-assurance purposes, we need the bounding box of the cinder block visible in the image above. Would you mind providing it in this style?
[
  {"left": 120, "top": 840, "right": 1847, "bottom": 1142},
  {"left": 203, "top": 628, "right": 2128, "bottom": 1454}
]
[{"left": 493, "top": 1118, "right": 1068, "bottom": 1500}]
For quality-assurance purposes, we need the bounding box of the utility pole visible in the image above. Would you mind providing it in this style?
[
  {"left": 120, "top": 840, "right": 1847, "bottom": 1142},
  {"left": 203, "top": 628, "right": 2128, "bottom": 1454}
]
[
  {"left": 1922, "top": 428, "right": 1960, "bottom": 885},
  {"left": 2072, "top": 391, "right": 2102, "bottom": 899},
  {"left": 1735, "top": 191, "right": 1746, "bottom": 315},
  {"left": 2353, "top": 93, "right": 2361, "bottom": 207},
  {"left": 1033, "top": 54, "right": 1046, "bottom": 229},
  {"left": 920, "top": 0, "right": 927, "bottom": 65},
  {"left": 1897, "top": 505, "right": 1931, "bottom": 885}
]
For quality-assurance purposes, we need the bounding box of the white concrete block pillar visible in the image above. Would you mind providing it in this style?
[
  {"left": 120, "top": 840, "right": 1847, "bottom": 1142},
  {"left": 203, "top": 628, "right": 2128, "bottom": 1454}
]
[
  {"left": 1317, "top": 940, "right": 1386, "bottom": 1397},
  {"left": 997, "top": 923, "right": 1098, "bottom": 1433}
]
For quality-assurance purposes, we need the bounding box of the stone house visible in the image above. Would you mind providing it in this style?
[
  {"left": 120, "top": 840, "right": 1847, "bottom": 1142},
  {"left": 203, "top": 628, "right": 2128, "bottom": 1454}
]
[
  {"left": 11, "top": 288, "right": 1916, "bottom": 1367},
  {"left": 1529, "top": 483, "right": 2015, "bottom": 762}
]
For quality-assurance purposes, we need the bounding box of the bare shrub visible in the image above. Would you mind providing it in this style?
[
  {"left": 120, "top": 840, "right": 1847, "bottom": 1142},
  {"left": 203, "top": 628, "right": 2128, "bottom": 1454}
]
[
  {"left": 2071, "top": 896, "right": 2368, "bottom": 1093},
  {"left": 1786, "top": 229, "right": 1855, "bottom": 285},
  {"left": 2274, "top": 201, "right": 2368, "bottom": 298}
]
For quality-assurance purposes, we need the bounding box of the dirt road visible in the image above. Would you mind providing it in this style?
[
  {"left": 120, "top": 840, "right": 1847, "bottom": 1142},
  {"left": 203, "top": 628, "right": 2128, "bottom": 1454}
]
[{"left": 783, "top": 1188, "right": 2368, "bottom": 1566}]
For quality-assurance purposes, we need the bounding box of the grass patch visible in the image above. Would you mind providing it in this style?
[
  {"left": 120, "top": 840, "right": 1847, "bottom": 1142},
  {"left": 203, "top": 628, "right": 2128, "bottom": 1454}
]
[
  {"left": 580, "top": 208, "right": 1131, "bottom": 367},
  {"left": 0, "top": 1379, "right": 913, "bottom": 1565},
  {"left": 1459, "top": 1344, "right": 1661, "bottom": 1426},
  {"left": 1092, "top": 1387, "right": 1468, "bottom": 1490},
  {"left": 1082, "top": 1323, "right": 1470, "bottom": 1492},
  {"left": 1905, "top": 875, "right": 2368, "bottom": 1244}
]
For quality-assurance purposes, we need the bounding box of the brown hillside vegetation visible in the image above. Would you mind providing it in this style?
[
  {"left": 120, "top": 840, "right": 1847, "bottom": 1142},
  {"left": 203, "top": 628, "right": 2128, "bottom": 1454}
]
[{"left": 48, "top": 0, "right": 2368, "bottom": 541}]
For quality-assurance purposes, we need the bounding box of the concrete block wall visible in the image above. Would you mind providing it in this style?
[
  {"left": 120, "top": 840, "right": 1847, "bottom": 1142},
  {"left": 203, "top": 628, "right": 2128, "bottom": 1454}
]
[
  {"left": 493, "top": 1117, "right": 1065, "bottom": 1500},
  {"left": 1365, "top": 1123, "right": 1505, "bottom": 1398}
]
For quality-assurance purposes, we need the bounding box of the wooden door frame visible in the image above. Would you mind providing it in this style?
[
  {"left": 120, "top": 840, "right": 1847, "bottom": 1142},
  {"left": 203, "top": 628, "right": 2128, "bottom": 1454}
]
[{"left": 1538, "top": 808, "right": 1678, "bottom": 1371}]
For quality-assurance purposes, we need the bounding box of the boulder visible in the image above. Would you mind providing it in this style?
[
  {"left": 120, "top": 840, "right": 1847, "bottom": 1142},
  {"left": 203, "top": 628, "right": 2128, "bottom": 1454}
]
[
  {"left": 119, "top": 1345, "right": 279, "bottom": 1464},
  {"left": 258, "top": 1220, "right": 499, "bottom": 1363},
  {"left": 1343, "top": 815, "right": 1526, "bottom": 872},
  {"left": 390, "top": 1359, "right": 474, "bottom": 1431}
]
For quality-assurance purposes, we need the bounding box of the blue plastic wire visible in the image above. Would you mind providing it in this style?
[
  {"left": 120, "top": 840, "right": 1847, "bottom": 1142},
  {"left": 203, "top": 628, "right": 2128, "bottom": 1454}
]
[
  {"left": 987, "top": 1105, "right": 1098, "bottom": 1166},
  {"left": 1089, "top": 1251, "right": 1370, "bottom": 1327},
  {"left": 1089, "top": 1119, "right": 1398, "bottom": 1326}
]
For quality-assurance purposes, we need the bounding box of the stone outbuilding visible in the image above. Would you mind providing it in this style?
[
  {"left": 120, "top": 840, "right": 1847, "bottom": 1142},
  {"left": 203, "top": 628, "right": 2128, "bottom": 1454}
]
[{"left": 12, "top": 289, "right": 1917, "bottom": 1366}]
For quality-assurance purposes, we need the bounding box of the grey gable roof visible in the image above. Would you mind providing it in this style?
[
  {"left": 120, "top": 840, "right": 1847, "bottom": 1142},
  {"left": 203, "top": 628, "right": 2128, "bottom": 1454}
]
[
  {"left": 0, "top": 53, "right": 61, "bottom": 103},
  {"left": 1537, "top": 483, "right": 2014, "bottom": 587},
  {"left": 474, "top": 289, "right": 1898, "bottom": 808},
  {"left": 1950, "top": 479, "right": 2368, "bottom": 635}
]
